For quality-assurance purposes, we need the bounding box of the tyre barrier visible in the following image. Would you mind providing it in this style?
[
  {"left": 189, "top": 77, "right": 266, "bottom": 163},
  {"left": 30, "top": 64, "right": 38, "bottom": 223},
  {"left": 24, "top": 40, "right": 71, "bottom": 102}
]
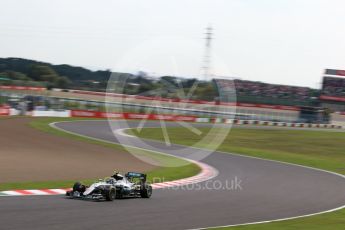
[
  {"left": 210, "top": 119, "right": 342, "bottom": 129},
  {"left": 224, "top": 119, "right": 343, "bottom": 129}
]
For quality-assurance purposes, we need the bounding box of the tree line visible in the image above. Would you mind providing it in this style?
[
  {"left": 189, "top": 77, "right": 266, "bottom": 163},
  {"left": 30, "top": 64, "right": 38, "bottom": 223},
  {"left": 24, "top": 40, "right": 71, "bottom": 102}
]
[{"left": 0, "top": 58, "right": 218, "bottom": 101}]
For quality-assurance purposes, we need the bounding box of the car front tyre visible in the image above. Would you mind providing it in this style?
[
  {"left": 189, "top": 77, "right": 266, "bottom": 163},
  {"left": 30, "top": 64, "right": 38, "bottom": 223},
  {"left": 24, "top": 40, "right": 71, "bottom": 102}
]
[
  {"left": 72, "top": 182, "right": 86, "bottom": 193},
  {"left": 105, "top": 187, "right": 116, "bottom": 201}
]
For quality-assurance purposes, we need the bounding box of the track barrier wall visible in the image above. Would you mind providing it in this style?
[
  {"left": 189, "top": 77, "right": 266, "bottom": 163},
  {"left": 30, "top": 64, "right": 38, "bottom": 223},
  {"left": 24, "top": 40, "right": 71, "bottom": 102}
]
[{"left": 2, "top": 107, "right": 343, "bottom": 129}]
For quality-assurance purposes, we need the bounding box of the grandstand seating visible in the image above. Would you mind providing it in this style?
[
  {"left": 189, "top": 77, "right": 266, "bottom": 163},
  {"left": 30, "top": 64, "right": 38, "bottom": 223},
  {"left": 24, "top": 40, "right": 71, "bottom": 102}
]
[
  {"left": 322, "top": 77, "right": 345, "bottom": 98},
  {"left": 214, "top": 79, "right": 315, "bottom": 106}
]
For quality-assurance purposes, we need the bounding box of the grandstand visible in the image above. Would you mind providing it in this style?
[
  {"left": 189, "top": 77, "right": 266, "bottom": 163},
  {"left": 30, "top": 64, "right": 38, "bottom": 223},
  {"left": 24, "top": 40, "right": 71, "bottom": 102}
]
[
  {"left": 213, "top": 78, "right": 318, "bottom": 107},
  {"left": 320, "top": 69, "right": 345, "bottom": 111},
  {"left": 233, "top": 79, "right": 317, "bottom": 106},
  {"left": 211, "top": 70, "right": 345, "bottom": 123}
]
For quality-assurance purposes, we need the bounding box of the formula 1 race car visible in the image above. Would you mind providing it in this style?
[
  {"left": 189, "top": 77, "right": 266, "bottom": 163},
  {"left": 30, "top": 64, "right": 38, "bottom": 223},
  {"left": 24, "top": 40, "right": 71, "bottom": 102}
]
[{"left": 66, "top": 172, "right": 152, "bottom": 201}]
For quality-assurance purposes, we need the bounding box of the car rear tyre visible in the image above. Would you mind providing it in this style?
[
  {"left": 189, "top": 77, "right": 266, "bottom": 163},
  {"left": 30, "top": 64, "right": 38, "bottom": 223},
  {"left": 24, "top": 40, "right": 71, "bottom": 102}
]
[
  {"left": 140, "top": 184, "right": 152, "bottom": 198},
  {"left": 116, "top": 187, "right": 123, "bottom": 199}
]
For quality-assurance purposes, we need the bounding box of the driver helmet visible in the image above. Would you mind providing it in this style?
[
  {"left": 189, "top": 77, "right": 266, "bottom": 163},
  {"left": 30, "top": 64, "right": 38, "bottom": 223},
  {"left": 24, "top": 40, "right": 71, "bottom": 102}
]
[{"left": 112, "top": 171, "right": 124, "bottom": 180}]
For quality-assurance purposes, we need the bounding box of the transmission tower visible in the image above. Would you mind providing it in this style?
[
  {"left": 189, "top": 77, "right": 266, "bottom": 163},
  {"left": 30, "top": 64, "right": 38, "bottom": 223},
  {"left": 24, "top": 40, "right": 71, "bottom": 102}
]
[{"left": 201, "top": 26, "right": 213, "bottom": 81}]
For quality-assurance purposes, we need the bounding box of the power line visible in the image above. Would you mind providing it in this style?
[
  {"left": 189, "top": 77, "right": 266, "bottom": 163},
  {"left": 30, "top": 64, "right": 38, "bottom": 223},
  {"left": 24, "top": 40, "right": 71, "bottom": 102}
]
[{"left": 201, "top": 26, "right": 213, "bottom": 81}]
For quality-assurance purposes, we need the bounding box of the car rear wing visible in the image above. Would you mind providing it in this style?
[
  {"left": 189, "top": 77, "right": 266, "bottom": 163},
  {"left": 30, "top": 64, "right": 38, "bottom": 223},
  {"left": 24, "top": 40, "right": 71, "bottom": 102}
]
[{"left": 125, "top": 172, "right": 147, "bottom": 182}]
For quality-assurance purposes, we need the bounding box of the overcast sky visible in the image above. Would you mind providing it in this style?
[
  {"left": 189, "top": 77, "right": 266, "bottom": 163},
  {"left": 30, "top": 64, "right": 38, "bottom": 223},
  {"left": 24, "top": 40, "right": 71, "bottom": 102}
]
[{"left": 1, "top": 0, "right": 345, "bottom": 88}]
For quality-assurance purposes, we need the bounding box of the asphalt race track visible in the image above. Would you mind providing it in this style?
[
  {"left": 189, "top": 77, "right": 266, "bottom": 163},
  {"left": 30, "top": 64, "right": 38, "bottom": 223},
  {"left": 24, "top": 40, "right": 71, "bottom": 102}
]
[{"left": 1, "top": 120, "right": 345, "bottom": 230}]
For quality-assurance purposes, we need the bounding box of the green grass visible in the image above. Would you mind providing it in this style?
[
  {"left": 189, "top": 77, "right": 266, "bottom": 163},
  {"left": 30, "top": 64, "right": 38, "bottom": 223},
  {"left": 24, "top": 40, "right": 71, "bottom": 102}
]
[
  {"left": 131, "top": 126, "right": 345, "bottom": 230},
  {"left": 132, "top": 127, "right": 345, "bottom": 175},
  {"left": 0, "top": 117, "right": 200, "bottom": 191},
  {"left": 0, "top": 162, "right": 198, "bottom": 191},
  {"left": 0, "top": 179, "right": 97, "bottom": 191},
  {"left": 216, "top": 208, "right": 345, "bottom": 230}
]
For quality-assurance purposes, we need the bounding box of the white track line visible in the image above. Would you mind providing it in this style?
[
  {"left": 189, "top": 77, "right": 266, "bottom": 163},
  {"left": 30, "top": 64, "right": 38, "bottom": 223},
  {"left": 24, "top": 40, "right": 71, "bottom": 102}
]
[{"left": 188, "top": 204, "right": 345, "bottom": 230}]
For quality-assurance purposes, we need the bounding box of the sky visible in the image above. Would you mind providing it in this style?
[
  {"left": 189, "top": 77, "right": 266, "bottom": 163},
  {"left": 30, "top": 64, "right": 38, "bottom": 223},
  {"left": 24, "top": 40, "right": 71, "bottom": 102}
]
[{"left": 1, "top": 0, "right": 345, "bottom": 88}]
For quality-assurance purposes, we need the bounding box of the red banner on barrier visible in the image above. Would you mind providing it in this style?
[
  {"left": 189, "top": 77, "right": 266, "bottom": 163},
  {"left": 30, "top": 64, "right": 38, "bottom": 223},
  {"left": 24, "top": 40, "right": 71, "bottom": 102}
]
[
  {"left": 70, "top": 110, "right": 124, "bottom": 119},
  {"left": 234, "top": 103, "right": 300, "bottom": 111},
  {"left": 70, "top": 110, "right": 197, "bottom": 122},
  {"left": 0, "top": 86, "right": 46, "bottom": 91},
  {"left": 320, "top": 95, "right": 345, "bottom": 102},
  {"left": 0, "top": 105, "right": 10, "bottom": 116}
]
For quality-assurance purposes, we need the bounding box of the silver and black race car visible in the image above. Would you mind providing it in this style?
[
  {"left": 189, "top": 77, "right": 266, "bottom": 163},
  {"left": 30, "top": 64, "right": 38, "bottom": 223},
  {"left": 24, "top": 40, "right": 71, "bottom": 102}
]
[{"left": 66, "top": 172, "right": 152, "bottom": 201}]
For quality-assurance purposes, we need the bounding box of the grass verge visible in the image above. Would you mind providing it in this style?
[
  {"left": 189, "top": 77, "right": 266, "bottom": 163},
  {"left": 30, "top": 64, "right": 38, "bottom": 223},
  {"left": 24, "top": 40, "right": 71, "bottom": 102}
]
[
  {"left": 132, "top": 127, "right": 345, "bottom": 175},
  {"left": 131, "top": 126, "right": 345, "bottom": 230}
]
